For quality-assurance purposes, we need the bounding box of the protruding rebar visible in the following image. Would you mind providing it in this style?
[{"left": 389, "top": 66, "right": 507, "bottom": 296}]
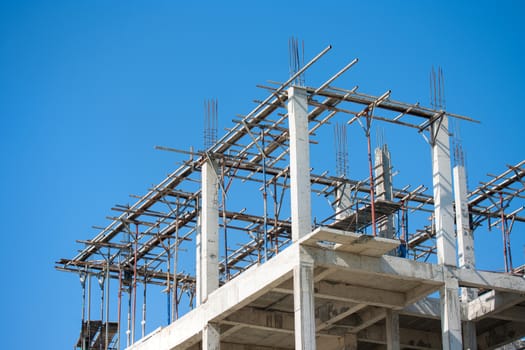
[
  {"left": 334, "top": 122, "right": 349, "bottom": 178},
  {"left": 204, "top": 99, "right": 218, "bottom": 149},
  {"left": 289, "top": 37, "right": 305, "bottom": 86}
]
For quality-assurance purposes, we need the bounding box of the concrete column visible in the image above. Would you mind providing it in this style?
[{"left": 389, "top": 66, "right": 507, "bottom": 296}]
[
  {"left": 196, "top": 216, "right": 202, "bottom": 306},
  {"left": 335, "top": 183, "right": 352, "bottom": 221},
  {"left": 293, "top": 258, "right": 316, "bottom": 350},
  {"left": 431, "top": 115, "right": 462, "bottom": 349},
  {"left": 374, "top": 144, "right": 395, "bottom": 238},
  {"left": 287, "top": 86, "right": 311, "bottom": 241},
  {"left": 440, "top": 277, "right": 463, "bottom": 350},
  {"left": 431, "top": 115, "right": 456, "bottom": 266},
  {"left": 453, "top": 164, "right": 477, "bottom": 349},
  {"left": 198, "top": 159, "right": 220, "bottom": 305},
  {"left": 385, "top": 309, "right": 400, "bottom": 350},
  {"left": 343, "top": 333, "right": 357, "bottom": 350},
  {"left": 203, "top": 322, "right": 220, "bottom": 350},
  {"left": 453, "top": 165, "right": 476, "bottom": 283}
]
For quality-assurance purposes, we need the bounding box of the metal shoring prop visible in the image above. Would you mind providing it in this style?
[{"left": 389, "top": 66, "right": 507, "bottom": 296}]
[
  {"left": 220, "top": 159, "right": 230, "bottom": 279},
  {"left": 97, "top": 272, "right": 105, "bottom": 350},
  {"left": 261, "top": 127, "right": 269, "bottom": 261},
  {"left": 80, "top": 271, "right": 87, "bottom": 350},
  {"left": 132, "top": 223, "right": 139, "bottom": 344},
  {"left": 116, "top": 254, "right": 122, "bottom": 350},
  {"left": 87, "top": 273, "right": 91, "bottom": 349},
  {"left": 156, "top": 222, "right": 171, "bottom": 325},
  {"left": 141, "top": 260, "right": 147, "bottom": 339},
  {"left": 500, "top": 192, "right": 514, "bottom": 273},
  {"left": 349, "top": 90, "right": 391, "bottom": 236},
  {"left": 173, "top": 198, "right": 180, "bottom": 321},
  {"left": 126, "top": 226, "right": 132, "bottom": 348},
  {"left": 105, "top": 248, "right": 110, "bottom": 350}
]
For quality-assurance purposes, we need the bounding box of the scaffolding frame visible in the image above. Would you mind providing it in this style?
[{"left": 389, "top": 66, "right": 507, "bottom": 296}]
[{"left": 56, "top": 45, "right": 524, "bottom": 349}]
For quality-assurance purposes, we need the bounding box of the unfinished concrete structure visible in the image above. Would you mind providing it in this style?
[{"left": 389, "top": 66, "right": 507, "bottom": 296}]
[{"left": 57, "top": 45, "right": 525, "bottom": 350}]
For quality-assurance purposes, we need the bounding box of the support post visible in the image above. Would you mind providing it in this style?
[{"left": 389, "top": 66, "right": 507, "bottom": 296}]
[
  {"left": 335, "top": 183, "right": 352, "bottom": 220},
  {"left": 441, "top": 275, "right": 463, "bottom": 350},
  {"left": 196, "top": 215, "right": 202, "bottom": 306},
  {"left": 375, "top": 144, "right": 395, "bottom": 238},
  {"left": 385, "top": 309, "right": 400, "bottom": 350},
  {"left": 453, "top": 165, "right": 475, "bottom": 275},
  {"left": 198, "top": 159, "right": 220, "bottom": 305},
  {"left": 288, "top": 86, "right": 312, "bottom": 241},
  {"left": 202, "top": 322, "right": 220, "bottom": 350},
  {"left": 431, "top": 115, "right": 456, "bottom": 266},
  {"left": 293, "top": 254, "right": 316, "bottom": 350},
  {"left": 431, "top": 115, "right": 462, "bottom": 349},
  {"left": 453, "top": 163, "right": 477, "bottom": 349},
  {"left": 343, "top": 333, "right": 357, "bottom": 350}
]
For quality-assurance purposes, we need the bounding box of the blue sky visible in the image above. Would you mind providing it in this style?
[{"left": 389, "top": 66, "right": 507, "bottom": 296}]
[{"left": 0, "top": 1, "right": 524, "bottom": 349}]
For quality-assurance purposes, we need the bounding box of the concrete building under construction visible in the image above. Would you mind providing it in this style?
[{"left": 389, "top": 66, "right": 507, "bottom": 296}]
[{"left": 56, "top": 43, "right": 525, "bottom": 350}]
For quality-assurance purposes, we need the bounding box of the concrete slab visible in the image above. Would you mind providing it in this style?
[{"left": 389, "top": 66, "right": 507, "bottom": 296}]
[{"left": 300, "top": 226, "right": 400, "bottom": 256}]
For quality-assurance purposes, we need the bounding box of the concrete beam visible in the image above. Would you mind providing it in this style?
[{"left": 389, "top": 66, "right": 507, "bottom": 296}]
[
  {"left": 405, "top": 283, "right": 442, "bottom": 305},
  {"left": 401, "top": 298, "right": 440, "bottom": 319},
  {"left": 305, "top": 243, "right": 525, "bottom": 295},
  {"left": 454, "top": 268, "right": 525, "bottom": 294},
  {"left": 316, "top": 281, "right": 405, "bottom": 308},
  {"left": 302, "top": 245, "right": 444, "bottom": 285},
  {"left": 357, "top": 324, "right": 442, "bottom": 349},
  {"left": 224, "top": 303, "right": 379, "bottom": 340},
  {"left": 492, "top": 306, "right": 525, "bottom": 322},
  {"left": 224, "top": 307, "right": 294, "bottom": 334},
  {"left": 221, "top": 343, "right": 291, "bottom": 350},
  {"left": 316, "top": 301, "right": 367, "bottom": 331},
  {"left": 467, "top": 290, "right": 525, "bottom": 321},
  {"left": 344, "top": 306, "right": 387, "bottom": 333},
  {"left": 287, "top": 86, "right": 311, "bottom": 241},
  {"left": 128, "top": 246, "right": 298, "bottom": 350},
  {"left": 477, "top": 321, "right": 525, "bottom": 350}
]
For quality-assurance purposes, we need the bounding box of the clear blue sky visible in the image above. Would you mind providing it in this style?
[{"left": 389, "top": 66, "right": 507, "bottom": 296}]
[{"left": 1, "top": 1, "right": 524, "bottom": 349}]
